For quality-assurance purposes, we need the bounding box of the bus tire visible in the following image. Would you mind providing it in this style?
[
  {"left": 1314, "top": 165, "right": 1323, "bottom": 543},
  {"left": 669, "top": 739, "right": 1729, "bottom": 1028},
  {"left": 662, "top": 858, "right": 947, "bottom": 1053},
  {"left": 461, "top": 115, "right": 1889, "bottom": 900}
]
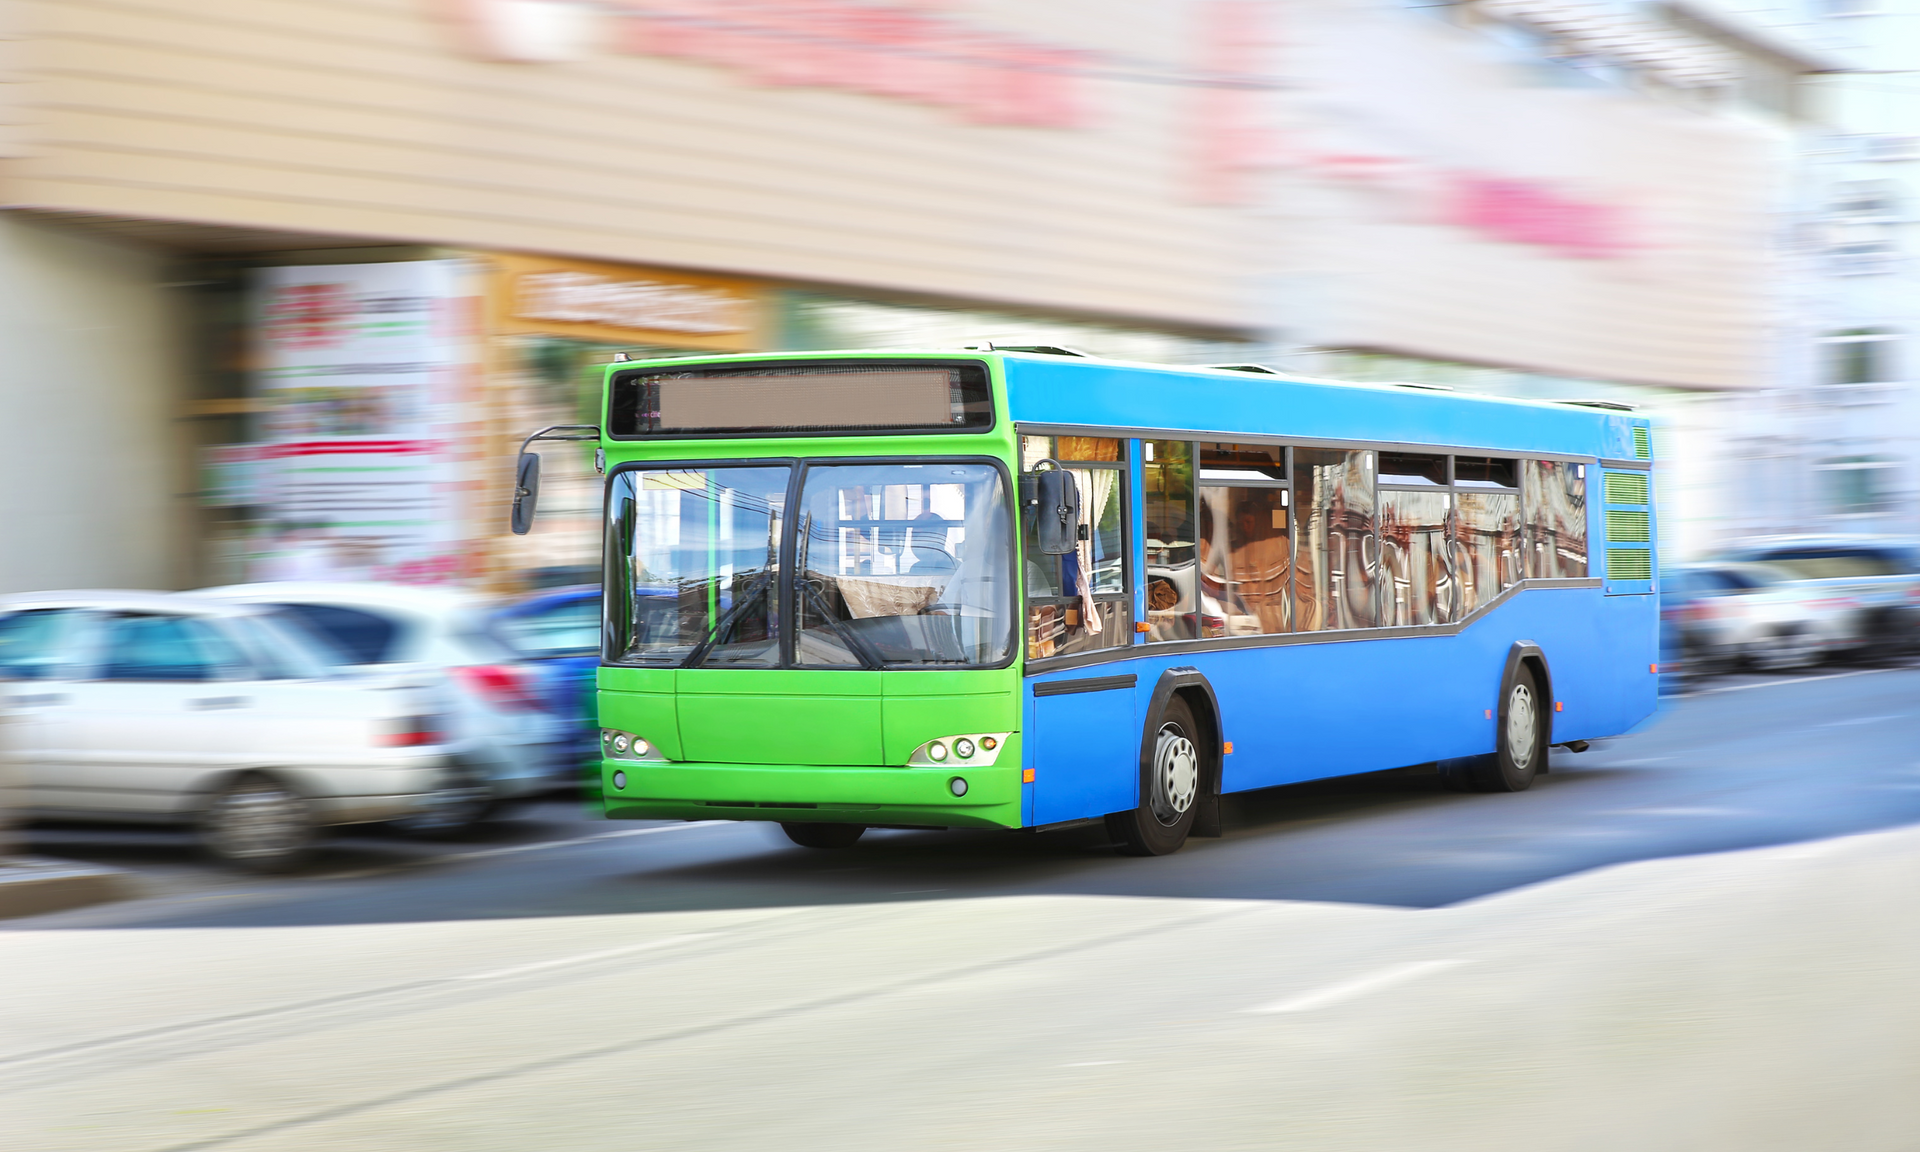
[
  {"left": 1107, "top": 695, "right": 1203, "bottom": 856},
  {"left": 781, "top": 822, "right": 865, "bottom": 849},
  {"left": 1485, "top": 663, "right": 1545, "bottom": 792}
]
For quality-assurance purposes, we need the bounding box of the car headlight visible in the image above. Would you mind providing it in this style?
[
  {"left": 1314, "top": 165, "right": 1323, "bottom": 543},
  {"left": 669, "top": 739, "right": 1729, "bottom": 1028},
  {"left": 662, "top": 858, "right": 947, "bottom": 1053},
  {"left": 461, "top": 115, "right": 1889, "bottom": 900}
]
[
  {"left": 908, "top": 733, "right": 1011, "bottom": 768},
  {"left": 601, "top": 729, "right": 667, "bottom": 762}
]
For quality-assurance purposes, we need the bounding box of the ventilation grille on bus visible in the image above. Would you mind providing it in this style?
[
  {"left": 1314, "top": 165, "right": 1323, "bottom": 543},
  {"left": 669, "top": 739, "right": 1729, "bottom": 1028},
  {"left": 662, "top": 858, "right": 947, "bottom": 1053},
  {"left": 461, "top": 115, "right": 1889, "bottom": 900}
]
[
  {"left": 1605, "top": 510, "right": 1651, "bottom": 543},
  {"left": 1633, "top": 426, "right": 1652, "bottom": 460},
  {"left": 1603, "top": 471, "right": 1650, "bottom": 505},
  {"left": 1606, "top": 549, "right": 1653, "bottom": 581}
]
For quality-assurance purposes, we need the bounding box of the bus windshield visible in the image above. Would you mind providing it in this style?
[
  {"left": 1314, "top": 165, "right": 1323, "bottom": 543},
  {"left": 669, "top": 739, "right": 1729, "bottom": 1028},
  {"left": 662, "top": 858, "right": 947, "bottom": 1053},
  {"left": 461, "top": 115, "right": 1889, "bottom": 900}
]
[{"left": 605, "top": 460, "right": 1013, "bottom": 668}]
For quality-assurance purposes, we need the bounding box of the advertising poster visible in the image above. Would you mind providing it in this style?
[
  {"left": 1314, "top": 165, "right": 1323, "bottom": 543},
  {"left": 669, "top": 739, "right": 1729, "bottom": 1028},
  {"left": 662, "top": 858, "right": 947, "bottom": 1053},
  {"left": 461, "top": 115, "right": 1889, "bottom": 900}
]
[{"left": 252, "top": 260, "right": 474, "bottom": 583}]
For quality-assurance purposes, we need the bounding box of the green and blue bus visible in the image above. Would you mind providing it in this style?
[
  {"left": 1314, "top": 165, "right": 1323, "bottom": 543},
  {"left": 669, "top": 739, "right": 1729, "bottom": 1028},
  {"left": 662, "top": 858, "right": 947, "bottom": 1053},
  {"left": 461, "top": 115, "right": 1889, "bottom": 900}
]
[{"left": 513, "top": 348, "right": 1658, "bottom": 854}]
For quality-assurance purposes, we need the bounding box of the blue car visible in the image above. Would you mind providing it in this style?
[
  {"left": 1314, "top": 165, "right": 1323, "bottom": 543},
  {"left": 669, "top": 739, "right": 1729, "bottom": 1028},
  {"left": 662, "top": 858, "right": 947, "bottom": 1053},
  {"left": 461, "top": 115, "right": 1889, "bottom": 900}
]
[{"left": 493, "top": 585, "right": 601, "bottom": 789}]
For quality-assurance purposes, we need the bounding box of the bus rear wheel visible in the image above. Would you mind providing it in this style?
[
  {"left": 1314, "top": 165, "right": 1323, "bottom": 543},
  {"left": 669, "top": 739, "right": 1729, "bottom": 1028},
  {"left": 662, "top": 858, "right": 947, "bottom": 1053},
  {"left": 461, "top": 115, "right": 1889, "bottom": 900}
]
[
  {"left": 781, "top": 822, "right": 866, "bottom": 849},
  {"left": 1486, "top": 665, "right": 1545, "bottom": 792},
  {"left": 1107, "top": 696, "right": 1204, "bottom": 856}
]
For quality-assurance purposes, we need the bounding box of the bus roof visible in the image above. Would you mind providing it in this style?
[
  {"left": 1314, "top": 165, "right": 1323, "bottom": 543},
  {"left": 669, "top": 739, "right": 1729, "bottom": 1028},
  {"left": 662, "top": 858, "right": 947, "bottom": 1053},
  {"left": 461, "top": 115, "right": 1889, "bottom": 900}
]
[{"left": 606, "top": 349, "right": 1650, "bottom": 462}]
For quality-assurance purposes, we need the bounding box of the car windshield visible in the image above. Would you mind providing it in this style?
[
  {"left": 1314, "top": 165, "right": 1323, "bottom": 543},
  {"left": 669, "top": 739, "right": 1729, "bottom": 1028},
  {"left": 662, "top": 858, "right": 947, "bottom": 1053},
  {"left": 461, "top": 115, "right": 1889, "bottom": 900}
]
[
  {"left": 497, "top": 595, "right": 601, "bottom": 659},
  {"left": 605, "top": 461, "right": 1013, "bottom": 668}
]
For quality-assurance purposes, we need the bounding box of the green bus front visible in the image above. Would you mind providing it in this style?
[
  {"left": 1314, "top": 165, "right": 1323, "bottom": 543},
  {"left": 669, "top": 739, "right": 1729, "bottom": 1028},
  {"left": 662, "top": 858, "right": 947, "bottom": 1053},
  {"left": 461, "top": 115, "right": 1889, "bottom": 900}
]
[{"left": 594, "top": 354, "right": 1027, "bottom": 830}]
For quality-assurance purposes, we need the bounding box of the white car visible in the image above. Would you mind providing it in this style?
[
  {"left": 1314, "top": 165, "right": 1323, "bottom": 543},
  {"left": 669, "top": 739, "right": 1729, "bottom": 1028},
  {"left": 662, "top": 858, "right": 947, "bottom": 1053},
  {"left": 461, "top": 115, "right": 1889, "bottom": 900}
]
[
  {"left": 0, "top": 591, "right": 455, "bottom": 869},
  {"left": 190, "top": 583, "right": 569, "bottom": 823}
]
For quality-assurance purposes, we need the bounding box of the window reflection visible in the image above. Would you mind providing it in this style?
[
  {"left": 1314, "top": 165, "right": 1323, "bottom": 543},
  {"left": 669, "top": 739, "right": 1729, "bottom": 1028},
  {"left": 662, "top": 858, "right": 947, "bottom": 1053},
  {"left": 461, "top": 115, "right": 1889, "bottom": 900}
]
[
  {"left": 1024, "top": 459, "right": 1129, "bottom": 660},
  {"left": 1379, "top": 489, "right": 1453, "bottom": 625},
  {"left": 1198, "top": 486, "right": 1291, "bottom": 635},
  {"left": 1143, "top": 440, "right": 1197, "bottom": 641},
  {"left": 1294, "top": 448, "right": 1377, "bottom": 631},
  {"left": 1523, "top": 461, "right": 1589, "bottom": 578},
  {"left": 1455, "top": 491, "right": 1521, "bottom": 613}
]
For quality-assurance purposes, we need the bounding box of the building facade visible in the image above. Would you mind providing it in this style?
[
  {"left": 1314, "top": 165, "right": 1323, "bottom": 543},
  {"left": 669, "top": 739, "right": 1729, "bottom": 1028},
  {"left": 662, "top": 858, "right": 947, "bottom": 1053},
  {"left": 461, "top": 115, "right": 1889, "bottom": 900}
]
[
  {"left": 1253, "top": 0, "right": 1814, "bottom": 559},
  {"left": 0, "top": 0, "right": 1263, "bottom": 592}
]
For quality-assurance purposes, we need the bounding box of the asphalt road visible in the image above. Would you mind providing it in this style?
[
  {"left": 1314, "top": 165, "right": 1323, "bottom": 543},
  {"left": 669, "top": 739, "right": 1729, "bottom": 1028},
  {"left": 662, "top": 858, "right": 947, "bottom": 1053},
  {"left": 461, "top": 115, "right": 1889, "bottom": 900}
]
[{"left": 15, "top": 661, "right": 1920, "bottom": 930}]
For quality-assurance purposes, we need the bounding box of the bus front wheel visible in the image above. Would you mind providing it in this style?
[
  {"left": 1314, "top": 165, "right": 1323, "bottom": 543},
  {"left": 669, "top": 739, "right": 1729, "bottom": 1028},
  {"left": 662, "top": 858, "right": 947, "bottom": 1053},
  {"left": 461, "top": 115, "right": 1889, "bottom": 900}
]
[
  {"left": 1107, "top": 695, "right": 1204, "bottom": 856},
  {"left": 781, "top": 822, "right": 866, "bottom": 849}
]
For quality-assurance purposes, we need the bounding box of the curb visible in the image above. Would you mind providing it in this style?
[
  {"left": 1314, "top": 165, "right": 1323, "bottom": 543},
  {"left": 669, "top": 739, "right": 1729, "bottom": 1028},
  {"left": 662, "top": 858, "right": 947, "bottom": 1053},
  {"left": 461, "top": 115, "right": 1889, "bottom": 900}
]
[{"left": 0, "top": 856, "right": 138, "bottom": 920}]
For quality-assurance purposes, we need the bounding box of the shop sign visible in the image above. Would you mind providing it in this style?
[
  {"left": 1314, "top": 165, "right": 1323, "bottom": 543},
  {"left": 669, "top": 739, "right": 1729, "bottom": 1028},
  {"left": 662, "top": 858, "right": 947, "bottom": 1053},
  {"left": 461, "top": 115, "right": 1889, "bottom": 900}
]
[
  {"left": 516, "top": 269, "right": 748, "bottom": 335},
  {"left": 252, "top": 260, "right": 474, "bottom": 584},
  {"left": 491, "top": 252, "right": 763, "bottom": 348}
]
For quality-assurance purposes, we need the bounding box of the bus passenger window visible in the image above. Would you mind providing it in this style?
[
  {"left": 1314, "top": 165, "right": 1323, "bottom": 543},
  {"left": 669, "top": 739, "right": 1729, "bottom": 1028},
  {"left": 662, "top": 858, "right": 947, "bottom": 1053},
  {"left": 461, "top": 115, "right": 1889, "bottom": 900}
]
[
  {"left": 1455, "top": 491, "right": 1521, "bottom": 613},
  {"left": 1523, "top": 460, "right": 1588, "bottom": 579},
  {"left": 1142, "top": 441, "right": 1198, "bottom": 642},
  {"left": 1294, "top": 448, "right": 1377, "bottom": 631},
  {"left": 1453, "top": 456, "right": 1517, "bottom": 489},
  {"left": 1379, "top": 488, "right": 1452, "bottom": 625},
  {"left": 1022, "top": 450, "right": 1129, "bottom": 660},
  {"left": 1198, "top": 485, "right": 1291, "bottom": 636}
]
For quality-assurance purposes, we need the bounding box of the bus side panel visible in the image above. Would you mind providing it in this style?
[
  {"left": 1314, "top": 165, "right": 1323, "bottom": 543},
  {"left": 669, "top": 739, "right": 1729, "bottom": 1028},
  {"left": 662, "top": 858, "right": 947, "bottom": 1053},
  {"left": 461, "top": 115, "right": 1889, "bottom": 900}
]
[
  {"left": 1208, "top": 587, "right": 1658, "bottom": 794},
  {"left": 1024, "top": 585, "right": 1658, "bottom": 817}
]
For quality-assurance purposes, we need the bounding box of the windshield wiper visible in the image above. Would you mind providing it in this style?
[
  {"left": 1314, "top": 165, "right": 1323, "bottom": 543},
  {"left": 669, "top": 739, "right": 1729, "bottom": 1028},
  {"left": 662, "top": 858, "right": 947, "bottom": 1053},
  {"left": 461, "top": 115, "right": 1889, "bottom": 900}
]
[
  {"left": 681, "top": 569, "right": 777, "bottom": 668},
  {"left": 798, "top": 577, "right": 886, "bottom": 670},
  {"left": 796, "top": 512, "right": 885, "bottom": 670}
]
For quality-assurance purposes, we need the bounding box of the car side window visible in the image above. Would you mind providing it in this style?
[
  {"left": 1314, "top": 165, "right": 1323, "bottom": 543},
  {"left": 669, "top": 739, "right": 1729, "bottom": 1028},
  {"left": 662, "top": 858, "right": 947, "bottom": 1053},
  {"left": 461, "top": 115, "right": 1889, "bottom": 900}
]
[
  {"left": 263, "top": 604, "right": 400, "bottom": 664},
  {"left": 0, "top": 609, "right": 89, "bottom": 680},
  {"left": 96, "top": 614, "right": 252, "bottom": 683}
]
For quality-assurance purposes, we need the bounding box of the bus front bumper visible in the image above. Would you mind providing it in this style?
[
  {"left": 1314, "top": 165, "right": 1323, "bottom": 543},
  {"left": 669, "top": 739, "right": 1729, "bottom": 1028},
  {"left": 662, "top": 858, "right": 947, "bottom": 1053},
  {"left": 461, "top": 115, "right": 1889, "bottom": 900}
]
[{"left": 600, "top": 760, "right": 1023, "bottom": 829}]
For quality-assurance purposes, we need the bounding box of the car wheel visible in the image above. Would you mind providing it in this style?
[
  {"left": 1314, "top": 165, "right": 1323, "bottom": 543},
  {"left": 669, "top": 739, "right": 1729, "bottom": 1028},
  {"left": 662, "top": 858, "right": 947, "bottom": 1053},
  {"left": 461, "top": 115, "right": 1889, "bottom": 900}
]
[
  {"left": 201, "top": 774, "right": 316, "bottom": 872},
  {"left": 781, "top": 822, "right": 866, "bottom": 849},
  {"left": 395, "top": 764, "right": 492, "bottom": 838},
  {"left": 1107, "top": 695, "right": 1204, "bottom": 856}
]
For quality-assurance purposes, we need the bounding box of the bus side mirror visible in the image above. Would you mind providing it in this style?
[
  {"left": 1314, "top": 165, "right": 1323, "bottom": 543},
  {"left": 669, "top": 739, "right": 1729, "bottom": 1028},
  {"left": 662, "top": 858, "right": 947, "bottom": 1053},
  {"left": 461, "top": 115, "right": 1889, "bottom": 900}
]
[
  {"left": 510, "top": 451, "right": 541, "bottom": 535},
  {"left": 1035, "top": 465, "right": 1080, "bottom": 555}
]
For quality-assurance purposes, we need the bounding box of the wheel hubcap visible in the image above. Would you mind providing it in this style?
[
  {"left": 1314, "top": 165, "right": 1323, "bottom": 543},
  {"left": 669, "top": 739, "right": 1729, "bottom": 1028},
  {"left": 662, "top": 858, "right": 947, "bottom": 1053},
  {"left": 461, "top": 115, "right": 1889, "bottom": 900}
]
[
  {"left": 1506, "top": 683, "right": 1538, "bottom": 771},
  {"left": 212, "top": 784, "right": 305, "bottom": 859},
  {"left": 1151, "top": 724, "right": 1199, "bottom": 826}
]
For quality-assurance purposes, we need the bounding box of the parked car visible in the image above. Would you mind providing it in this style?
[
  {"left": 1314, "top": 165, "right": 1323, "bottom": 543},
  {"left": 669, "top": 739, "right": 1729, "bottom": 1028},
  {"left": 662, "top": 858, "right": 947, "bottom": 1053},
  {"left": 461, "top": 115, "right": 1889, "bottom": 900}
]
[
  {"left": 0, "top": 590, "right": 455, "bottom": 869},
  {"left": 1715, "top": 535, "right": 1920, "bottom": 660},
  {"left": 190, "top": 583, "right": 570, "bottom": 825},
  {"left": 1663, "top": 562, "right": 1852, "bottom": 675},
  {"left": 491, "top": 585, "right": 600, "bottom": 784}
]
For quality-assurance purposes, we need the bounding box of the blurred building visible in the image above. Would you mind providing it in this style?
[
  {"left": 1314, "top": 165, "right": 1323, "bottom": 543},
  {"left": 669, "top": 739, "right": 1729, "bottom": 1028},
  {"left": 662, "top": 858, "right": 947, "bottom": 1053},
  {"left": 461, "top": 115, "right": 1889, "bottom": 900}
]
[
  {"left": 0, "top": 0, "right": 1261, "bottom": 592},
  {"left": 1690, "top": 0, "right": 1920, "bottom": 542},
  {"left": 1248, "top": 0, "right": 1838, "bottom": 560},
  {"left": 0, "top": 0, "right": 1872, "bottom": 592}
]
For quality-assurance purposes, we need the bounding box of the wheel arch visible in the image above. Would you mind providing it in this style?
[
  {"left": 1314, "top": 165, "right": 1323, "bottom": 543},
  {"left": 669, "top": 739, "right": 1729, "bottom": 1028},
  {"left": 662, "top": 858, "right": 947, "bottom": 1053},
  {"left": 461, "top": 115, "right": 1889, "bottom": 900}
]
[
  {"left": 191, "top": 767, "right": 308, "bottom": 816},
  {"left": 1501, "top": 640, "right": 1553, "bottom": 747},
  {"left": 1141, "top": 666, "right": 1224, "bottom": 837}
]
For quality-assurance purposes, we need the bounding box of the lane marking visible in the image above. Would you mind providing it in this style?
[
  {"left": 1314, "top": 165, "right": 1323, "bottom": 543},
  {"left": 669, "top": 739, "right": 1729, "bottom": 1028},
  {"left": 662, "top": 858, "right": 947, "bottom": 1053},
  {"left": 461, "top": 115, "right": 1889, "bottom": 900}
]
[
  {"left": 456, "top": 934, "right": 716, "bottom": 982},
  {"left": 1689, "top": 667, "right": 1905, "bottom": 697},
  {"left": 1816, "top": 714, "right": 1904, "bottom": 728},
  {"left": 1249, "top": 960, "right": 1465, "bottom": 1014},
  {"left": 444, "top": 820, "right": 730, "bottom": 863}
]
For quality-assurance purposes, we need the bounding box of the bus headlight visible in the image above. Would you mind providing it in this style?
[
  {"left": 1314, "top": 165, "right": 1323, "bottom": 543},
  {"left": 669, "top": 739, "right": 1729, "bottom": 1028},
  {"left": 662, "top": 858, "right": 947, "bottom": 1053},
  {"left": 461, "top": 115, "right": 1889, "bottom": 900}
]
[
  {"left": 601, "top": 729, "right": 667, "bottom": 762},
  {"left": 908, "top": 733, "right": 1011, "bottom": 768}
]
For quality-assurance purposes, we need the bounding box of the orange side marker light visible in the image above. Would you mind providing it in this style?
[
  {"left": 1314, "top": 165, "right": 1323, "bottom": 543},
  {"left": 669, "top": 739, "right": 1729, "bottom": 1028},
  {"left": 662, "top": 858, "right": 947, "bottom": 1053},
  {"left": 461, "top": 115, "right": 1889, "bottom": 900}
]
[
  {"left": 1555, "top": 701, "right": 1563, "bottom": 712},
  {"left": 1223, "top": 741, "right": 1234, "bottom": 755},
  {"left": 1650, "top": 663, "right": 1658, "bottom": 674},
  {"left": 1022, "top": 768, "right": 1036, "bottom": 783},
  {"left": 1135, "top": 621, "right": 1150, "bottom": 633},
  {"left": 1484, "top": 709, "right": 1493, "bottom": 719}
]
